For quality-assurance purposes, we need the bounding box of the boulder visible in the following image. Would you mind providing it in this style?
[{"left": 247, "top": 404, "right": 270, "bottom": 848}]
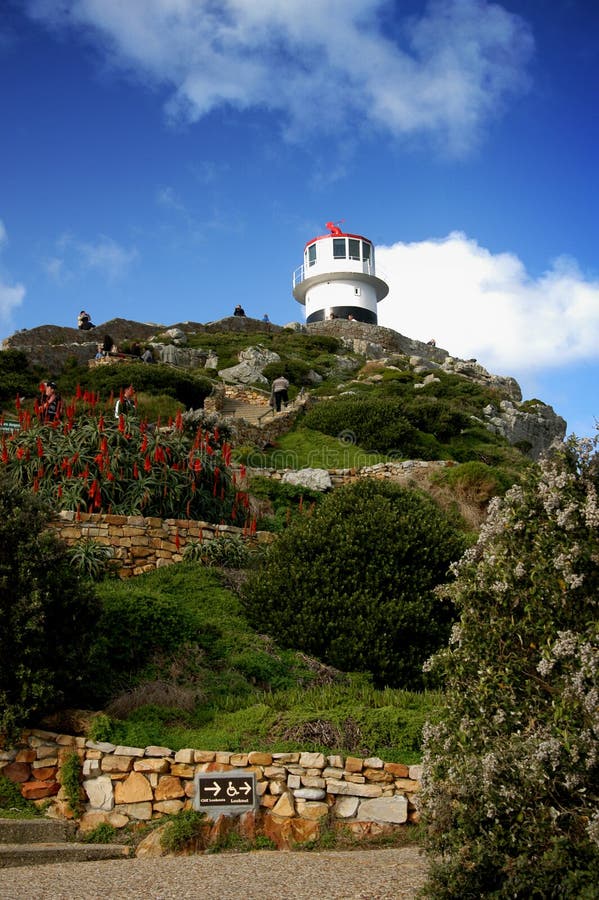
[
  {"left": 281, "top": 469, "right": 332, "bottom": 491},
  {"left": 218, "top": 362, "right": 269, "bottom": 385},
  {"left": 484, "top": 400, "right": 566, "bottom": 459}
]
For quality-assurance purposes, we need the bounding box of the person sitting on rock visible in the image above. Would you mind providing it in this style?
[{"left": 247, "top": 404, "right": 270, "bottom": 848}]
[
  {"left": 102, "top": 334, "right": 115, "bottom": 355},
  {"left": 141, "top": 347, "right": 154, "bottom": 363},
  {"left": 233, "top": 304, "right": 246, "bottom": 317},
  {"left": 77, "top": 310, "right": 94, "bottom": 330}
]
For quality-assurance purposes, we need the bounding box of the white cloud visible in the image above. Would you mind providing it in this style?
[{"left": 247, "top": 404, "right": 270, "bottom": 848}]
[
  {"left": 78, "top": 235, "right": 138, "bottom": 279},
  {"left": 25, "top": 0, "right": 533, "bottom": 154},
  {"left": 377, "top": 232, "right": 599, "bottom": 373},
  {"left": 0, "top": 220, "right": 25, "bottom": 329},
  {"left": 48, "top": 233, "right": 138, "bottom": 282}
]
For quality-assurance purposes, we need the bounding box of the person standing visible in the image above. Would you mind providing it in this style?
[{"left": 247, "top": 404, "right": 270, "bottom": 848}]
[
  {"left": 40, "top": 382, "right": 62, "bottom": 423},
  {"left": 115, "top": 385, "right": 136, "bottom": 418},
  {"left": 271, "top": 375, "right": 290, "bottom": 412}
]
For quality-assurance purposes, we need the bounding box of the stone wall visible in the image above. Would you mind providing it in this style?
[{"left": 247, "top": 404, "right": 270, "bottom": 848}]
[
  {"left": 0, "top": 729, "right": 421, "bottom": 849},
  {"left": 48, "top": 461, "right": 452, "bottom": 578},
  {"left": 49, "top": 512, "right": 274, "bottom": 579}
]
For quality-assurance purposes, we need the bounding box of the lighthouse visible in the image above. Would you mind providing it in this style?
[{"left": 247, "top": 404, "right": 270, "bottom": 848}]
[{"left": 292, "top": 222, "right": 389, "bottom": 324}]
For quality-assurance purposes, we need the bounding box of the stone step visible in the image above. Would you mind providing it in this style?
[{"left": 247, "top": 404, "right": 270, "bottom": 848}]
[
  {"left": 0, "top": 818, "right": 75, "bottom": 844},
  {"left": 0, "top": 841, "right": 129, "bottom": 868},
  {"left": 0, "top": 819, "right": 129, "bottom": 868},
  {"left": 221, "top": 399, "right": 273, "bottom": 423}
]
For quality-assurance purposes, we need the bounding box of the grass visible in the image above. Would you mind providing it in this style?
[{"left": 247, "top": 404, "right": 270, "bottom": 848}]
[
  {"left": 87, "top": 563, "right": 441, "bottom": 763},
  {"left": 236, "top": 425, "right": 388, "bottom": 470}
]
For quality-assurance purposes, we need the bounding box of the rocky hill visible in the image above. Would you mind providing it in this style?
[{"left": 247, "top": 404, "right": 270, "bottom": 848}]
[{"left": 2, "top": 315, "right": 566, "bottom": 459}]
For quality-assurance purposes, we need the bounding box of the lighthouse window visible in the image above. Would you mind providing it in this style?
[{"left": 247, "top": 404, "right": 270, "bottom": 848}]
[
  {"left": 348, "top": 239, "right": 360, "bottom": 260},
  {"left": 362, "top": 242, "right": 371, "bottom": 262},
  {"left": 307, "top": 243, "right": 316, "bottom": 267},
  {"left": 333, "top": 238, "right": 346, "bottom": 259}
]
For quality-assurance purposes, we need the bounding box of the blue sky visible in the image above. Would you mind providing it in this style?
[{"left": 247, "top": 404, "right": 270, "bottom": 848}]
[{"left": 1, "top": 0, "right": 597, "bottom": 437}]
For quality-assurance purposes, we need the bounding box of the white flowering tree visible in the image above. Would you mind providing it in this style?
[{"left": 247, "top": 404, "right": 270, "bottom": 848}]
[{"left": 421, "top": 435, "right": 599, "bottom": 897}]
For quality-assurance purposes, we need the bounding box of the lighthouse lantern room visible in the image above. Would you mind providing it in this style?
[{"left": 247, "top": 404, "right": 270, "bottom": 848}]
[{"left": 292, "top": 222, "right": 389, "bottom": 324}]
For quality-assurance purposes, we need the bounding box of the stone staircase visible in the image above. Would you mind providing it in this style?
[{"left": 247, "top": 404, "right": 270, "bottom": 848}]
[
  {"left": 0, "top": 818, "right": 129, "bottom": 868},
  {"left": 221, "top": 397, "right": 275, "bottom": 424}
]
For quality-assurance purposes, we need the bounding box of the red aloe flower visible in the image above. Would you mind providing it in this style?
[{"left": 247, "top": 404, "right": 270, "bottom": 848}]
[
  {"left": 133, "top": 462, "right": 139, "bottom": 479},
  {"left": 144, "top": 455, "right": 152, "bottom": 472}
]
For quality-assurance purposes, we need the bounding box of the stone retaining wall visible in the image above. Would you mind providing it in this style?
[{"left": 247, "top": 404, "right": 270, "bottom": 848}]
[
  {"left": 49, "top": 512, "right": 274, "bottom": 579},
  {"left": 0, "top": 729, "right": 421, "bottom": 849},
  {"left": 48, "top": 461, "right": 452, "bottom": 578},
  {"left": 247, "top": 459, "right": 453, "bottom": 487}
]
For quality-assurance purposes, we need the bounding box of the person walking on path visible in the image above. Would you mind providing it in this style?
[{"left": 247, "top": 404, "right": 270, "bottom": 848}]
[{"left": 271, "top": 375, "right": 289, "bottom": 412}]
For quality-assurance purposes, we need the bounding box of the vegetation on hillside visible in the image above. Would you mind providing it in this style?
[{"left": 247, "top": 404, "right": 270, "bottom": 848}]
[
  {"left": 67, "top": 561, "right": 437, "bottom": 763},
  {"left": 422, "top": 435, "right": 599, "bottom": 897},
  {"left": 0, "top": 478, "right": 101, "bottom": 739},
  {"left": 243, "top": 479, "right": 470, "bottom": 688},
  {"left": 0, "top": 393, "right": 244, "bottom": 522}
]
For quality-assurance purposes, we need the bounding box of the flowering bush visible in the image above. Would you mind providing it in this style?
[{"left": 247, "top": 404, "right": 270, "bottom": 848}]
[
  {"left": 0, "top": 389, "right": 250, "bottom": 525},
  {"left": 421, "top": 435, "right": 599, "bottom": 897}
]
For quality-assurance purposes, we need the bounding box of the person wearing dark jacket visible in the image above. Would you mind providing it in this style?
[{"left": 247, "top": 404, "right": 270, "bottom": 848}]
[{"left": 40, "top": 382, "right": 62, "bottom": 423}]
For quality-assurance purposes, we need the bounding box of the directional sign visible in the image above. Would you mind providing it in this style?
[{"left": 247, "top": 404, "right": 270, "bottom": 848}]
[{"left": 194, "top": 770, "right": 257, "bottom": 816}]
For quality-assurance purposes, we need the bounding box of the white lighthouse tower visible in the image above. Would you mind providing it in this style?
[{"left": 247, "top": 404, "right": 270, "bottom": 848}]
[{"left": 292, "top": 222, "right": 389, "bottom": 324}]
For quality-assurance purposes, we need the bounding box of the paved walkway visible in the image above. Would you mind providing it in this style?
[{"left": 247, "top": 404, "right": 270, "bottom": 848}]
[{"left": 0, "top": 847, "right": 428, "bottom": 899}]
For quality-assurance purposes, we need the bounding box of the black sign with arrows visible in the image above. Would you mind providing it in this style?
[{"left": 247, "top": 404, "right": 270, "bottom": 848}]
[{"left": 194, "top": 771, "right": 257, "bottom": 814}]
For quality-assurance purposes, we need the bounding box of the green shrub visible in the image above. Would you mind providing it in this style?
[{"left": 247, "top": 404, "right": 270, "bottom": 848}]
[
  {"left": 183, "top": 534, "right": 251, "bottom": 568},
  {"left": 422, "top": 435, "right": 599, "bottom": 897},
  {"left": 87, "top": 592, "right": 203, "bottom": 703},
  {"left": 81, "top": 822, "right": 117, "bottom": 843},
  {"left": 0, "top": 774, "right": 39, "bottom": 816},
  {"left": 303, "top": 398, "right": 424, "bottom": 456},
  {"left": 433, "top": 460, "right": 517, "bottom": 505},
  {"left": 263, "top": 358, "right": 312, "bottom": 386},
  {"left": 0, "top": 479, "right": 101, "bottom": 739},
  {"left": 243, "top": 480, "right": 468, "bottom": 688},
  {"left": 58, "top": 362, "right": 212, "bottom": 410},
  {"left": 0, "top": 350, "right": 44, "bottom": 406},
  {"left": 68, "top": 538, "right": 115, "bottom": 581},
  {"left": 61, "top": 752, "right": 84, "bottom": 818},
  {"left": 160, "top": 809, "right": 206, "bottom": 852}
]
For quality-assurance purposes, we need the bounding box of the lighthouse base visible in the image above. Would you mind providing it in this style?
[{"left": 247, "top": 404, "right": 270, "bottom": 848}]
[{"left": 307, "top": 307, "right": 377, "bottom": 325}]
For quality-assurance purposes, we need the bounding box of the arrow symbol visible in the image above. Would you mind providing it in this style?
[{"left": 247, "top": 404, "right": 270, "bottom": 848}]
[
  {"left": 205, "top": 782, "right": 221, "bottom": 797},
  {"left": 240, "top": 782, "right": 252, "bottom": 795}
]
